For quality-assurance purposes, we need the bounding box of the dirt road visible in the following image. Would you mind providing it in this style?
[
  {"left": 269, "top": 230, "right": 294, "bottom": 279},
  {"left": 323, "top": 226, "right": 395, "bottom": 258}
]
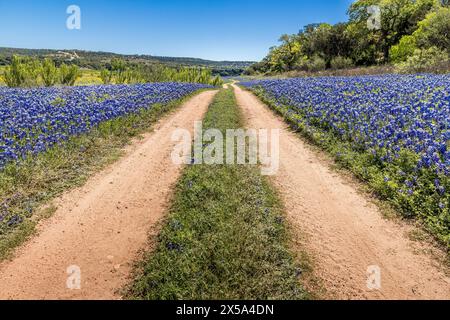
[
  {"left": 1, "top": 85, "right": 448, "bottom": 301},
  {"left": 0, "top": 90, "right": 217, "bottom": 300},
  {"left": 233, "top": 84, "right": 450, "bottom": 300}
]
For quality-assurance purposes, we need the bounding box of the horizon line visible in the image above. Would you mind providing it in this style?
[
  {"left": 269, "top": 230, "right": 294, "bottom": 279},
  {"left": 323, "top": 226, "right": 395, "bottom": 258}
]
[{"left": 0, "top": 46, "right": 258, "bottom": 63}]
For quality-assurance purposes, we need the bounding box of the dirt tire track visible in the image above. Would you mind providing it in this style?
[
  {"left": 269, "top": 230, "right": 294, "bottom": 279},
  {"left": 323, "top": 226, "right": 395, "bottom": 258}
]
[
  {"left": 0, "top": 90, "right": 217, "bottom": 300},
  {"left": 233, "top": 84, "right": 450, "bottom": 300}
]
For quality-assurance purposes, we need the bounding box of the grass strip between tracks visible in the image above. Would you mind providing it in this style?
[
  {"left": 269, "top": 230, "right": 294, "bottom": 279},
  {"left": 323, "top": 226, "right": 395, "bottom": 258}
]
[{"left": 128, "top": 88, "right": 308, "bottom": 300}]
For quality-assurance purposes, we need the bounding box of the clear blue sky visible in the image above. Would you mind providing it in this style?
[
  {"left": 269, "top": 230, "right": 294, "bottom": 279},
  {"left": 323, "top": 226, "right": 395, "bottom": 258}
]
[{"left": 0, "top": 0, "right": 353, "bottom": 61}]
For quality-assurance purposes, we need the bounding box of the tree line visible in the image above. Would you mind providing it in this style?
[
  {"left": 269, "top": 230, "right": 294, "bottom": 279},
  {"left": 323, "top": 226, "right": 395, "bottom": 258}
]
[
  {"left": 247, "top": 0, "right": 450, "bottom": 75},
  {"left": 0, "top": 48, "right": 252, "bottom": 77}
]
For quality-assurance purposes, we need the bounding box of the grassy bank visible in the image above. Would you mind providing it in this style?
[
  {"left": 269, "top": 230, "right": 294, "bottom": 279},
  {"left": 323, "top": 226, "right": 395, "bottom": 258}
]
[
  {"left": 128, "top": 89, "right": 307, "bottom": 300},
  {"left": 0, "top": 90, "right": 206, "bottom": 261}
]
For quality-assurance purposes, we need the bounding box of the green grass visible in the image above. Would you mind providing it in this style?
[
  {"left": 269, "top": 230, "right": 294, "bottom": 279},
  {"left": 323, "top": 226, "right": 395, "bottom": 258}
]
[
  {"left": 75, "top": 69, "right": 103, "bottom": 86},
  {"left": 0, "top": 90, "right": 207, "bottom": 261},
  {"left": 128, "top": 89, "right": 308, "bottom": 300}
]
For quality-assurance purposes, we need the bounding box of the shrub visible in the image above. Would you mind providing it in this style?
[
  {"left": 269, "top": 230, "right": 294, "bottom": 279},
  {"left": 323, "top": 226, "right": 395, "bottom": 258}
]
[
  {"left": 396, "top": 47, "right": 449, "bottom": 74},
  {"left": 100, "top": 69, "right": 112, "bottom": 84},
  {"left": 330, "top": 56, "right": 354, "bottom": 70},
  {"left": 41, "top": 58, "right": 58, "bottom": 87},
  {"left": 3, "top": 56, "right": 40, "bottom": 87},
  {"left": 60, "top": 63, "right": 80, "bottom": 86},
  {"left": 296, "top": 56, "right": 327, "bottom": 72},
  {"left": 3, "top": 56, "right": 26, "bottom": 87},
  {"left": 308, "top": 56, "right": 327, "bottom": 72}
]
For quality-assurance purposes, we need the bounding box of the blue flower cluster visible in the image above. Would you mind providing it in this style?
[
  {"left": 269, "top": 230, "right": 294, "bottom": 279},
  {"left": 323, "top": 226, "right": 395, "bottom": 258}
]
[
  {"left": 0, "top": 83, "right": 210, "bottom": 168},
  {"left": 242, "top": 75, "right": 450, "bottom": 243},
  {"left": 242, "top": 75, "right": 450, "bottom": 175}
]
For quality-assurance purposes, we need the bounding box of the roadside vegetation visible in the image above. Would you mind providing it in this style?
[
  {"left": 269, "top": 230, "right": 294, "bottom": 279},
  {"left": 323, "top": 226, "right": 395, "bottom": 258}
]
[
  {"left": 128, "top": 89, "right": 308, "bottom": 300},
  {"left": 1, "top": 55, "right": 223, "bottom": 88},
  {"left": 0, "top": 90, "right": 207, "bottom": 261},
  {"left": 241, "top": 76, "right": 450, "bottom": 249},
  {"left": 2, "top": 56, "right": 81, "bottom": 87},
  {"left": 99, "top": 59, "right": 223, "bottom": 86},
  {"left": 246, "top": 0, "right": 450, "bottom": 76}
]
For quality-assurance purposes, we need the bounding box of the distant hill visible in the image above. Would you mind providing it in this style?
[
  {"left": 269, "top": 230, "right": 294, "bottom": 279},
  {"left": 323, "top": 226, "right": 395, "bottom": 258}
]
[{"left": 0, "top": 47, "right": 254, "bottom": 76}]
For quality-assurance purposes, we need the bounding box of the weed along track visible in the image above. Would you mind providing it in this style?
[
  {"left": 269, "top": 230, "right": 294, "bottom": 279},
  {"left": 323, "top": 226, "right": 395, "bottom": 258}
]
[{"left": 0, "top": 90, "right": 217, "bottom": 299}]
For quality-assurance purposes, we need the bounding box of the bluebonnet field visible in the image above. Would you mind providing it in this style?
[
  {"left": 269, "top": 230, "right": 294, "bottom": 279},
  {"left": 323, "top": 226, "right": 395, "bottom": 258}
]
[
  {"left": 0, "top": 82, "right": 209, "bottom": 235},
  {"left": 0, "top": 82, "right": 209, "bottom": 169},
  {"left": 242, "top": 75, "right": 450, "bottom": 246}
]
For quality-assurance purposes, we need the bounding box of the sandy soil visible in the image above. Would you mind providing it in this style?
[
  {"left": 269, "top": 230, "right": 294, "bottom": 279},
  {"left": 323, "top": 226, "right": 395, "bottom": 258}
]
[
  {"left": 0, "top": 90, "right": 217, "bottom": 300},
  {"left": 233, "top": 84, "right": 450, "bottom": 300}
]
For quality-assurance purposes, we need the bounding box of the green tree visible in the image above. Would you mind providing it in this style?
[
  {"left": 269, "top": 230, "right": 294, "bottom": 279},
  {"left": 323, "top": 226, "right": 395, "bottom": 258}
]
[
  {"left": 413, "top": 7, "right": 450, "bottom": 52},
  {"left": 264, "top": 34, "right": 302, "bottom": 73},
  {"left": 348, "top": 0, "right": 435, "bottom": 62},
  {"left": 390, "top": 35, "right": 417, "bottom": 62}
]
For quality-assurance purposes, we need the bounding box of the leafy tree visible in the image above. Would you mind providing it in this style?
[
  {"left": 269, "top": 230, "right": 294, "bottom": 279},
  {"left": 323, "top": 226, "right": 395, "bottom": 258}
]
[
  {"left": 390, "top": 35, "right": 417, "bottom": 62},
  {"left": 345, "top": 21, "right": 380, "bottom": 65},
  {"left": 413, "top": 6, "right": 450, "bottom": 53},
  {"left": 246, "top": 0, "right": 445, "bottom": 74},
  {"left": 348, "top": 0, "right": 436, "bottom": 62},
  {"left": 264, "top": 35, "right": 302, "bottom": 73},
  {"left": 277, "top": 34, "right": 302, "bottom": 70},
  {"left": 299, "top": 23, "right": 353, "bottom": 67}
]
